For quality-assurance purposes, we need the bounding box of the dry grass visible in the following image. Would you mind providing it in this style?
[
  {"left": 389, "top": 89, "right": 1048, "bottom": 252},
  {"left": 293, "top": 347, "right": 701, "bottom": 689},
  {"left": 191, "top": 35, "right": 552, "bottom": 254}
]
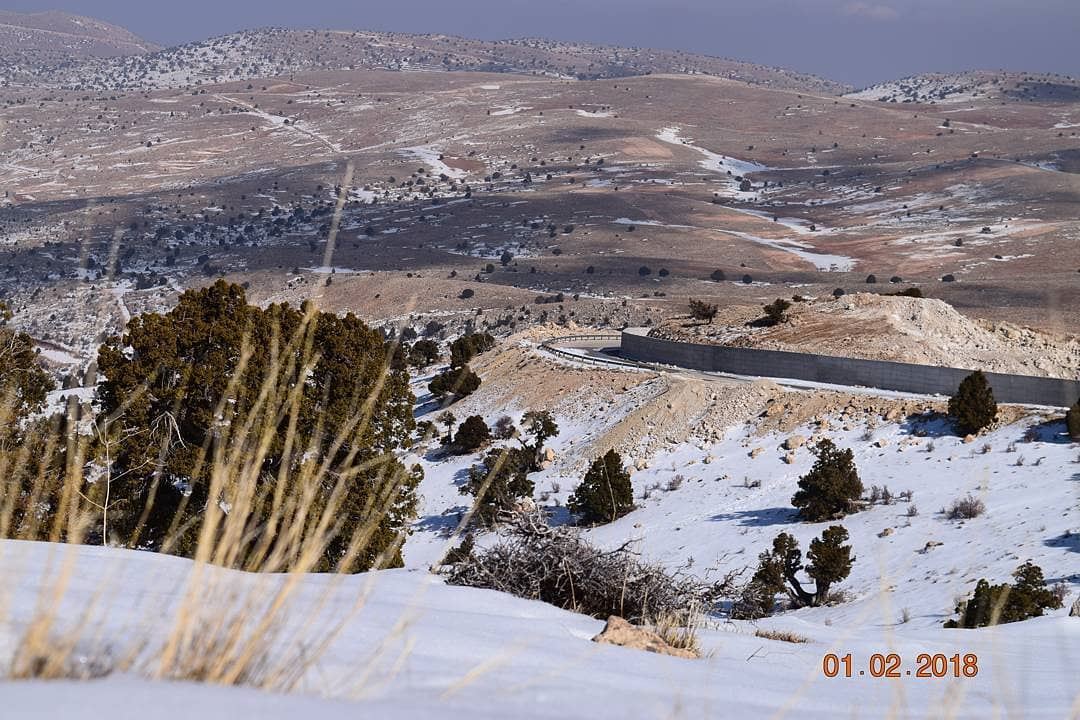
[
  {"left": 0, "top": 188, "right": 428, "bottom": 691},
  {"left": 753, "top": 628, "right": 810, "bottom": 644},
  {"left": 651, "top": 604, "right": 703, "bottom": 655}
]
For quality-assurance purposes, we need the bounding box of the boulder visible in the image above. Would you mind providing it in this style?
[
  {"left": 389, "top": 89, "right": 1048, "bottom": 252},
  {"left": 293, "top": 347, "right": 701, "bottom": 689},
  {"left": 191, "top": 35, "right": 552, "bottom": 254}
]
[
  {"left": 1070, "top": 597, "right": 1080, "bottom": 618},
  {"left": 749, "top": 447, "right": 764, "bottom": 459},
  {"left": 783, "top": 451, "right": 797, "bottom": 465},
  {"left": 592, "top": 616, "right": 697, "bottom": 659},
  {"left": 784, "top": 434, "right": 807, "bottom": 451}
]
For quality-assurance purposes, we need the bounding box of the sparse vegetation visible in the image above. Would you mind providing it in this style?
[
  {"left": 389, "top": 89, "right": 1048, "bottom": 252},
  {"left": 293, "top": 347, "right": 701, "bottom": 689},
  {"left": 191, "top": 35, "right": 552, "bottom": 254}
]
[
  {"left": 568, "top": 449, "right": 635, "bottom": 525},
  {"left": 945, "top": 562, "right": 1063, "bottom": 628},
  {"left": 945, "top": 494, "right": 986, "bottom": 520},
  {"left": 949, "top": 371, "right": 997, "bottom": 435},
  {"left": 688, "top": 299, "right": 718, "bottom": 324},
  {"left": 792, "top": 440, "right": 863, "bottom": 522},
  {"left": 736, "top": 525, "right": 854, "bottom": 617}
]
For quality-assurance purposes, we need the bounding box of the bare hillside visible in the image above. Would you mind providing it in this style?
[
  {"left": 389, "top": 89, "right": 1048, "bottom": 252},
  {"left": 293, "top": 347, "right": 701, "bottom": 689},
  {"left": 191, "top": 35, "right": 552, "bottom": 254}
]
[{"left": 0, "top": 10, "right": 157, "bottom": 61}]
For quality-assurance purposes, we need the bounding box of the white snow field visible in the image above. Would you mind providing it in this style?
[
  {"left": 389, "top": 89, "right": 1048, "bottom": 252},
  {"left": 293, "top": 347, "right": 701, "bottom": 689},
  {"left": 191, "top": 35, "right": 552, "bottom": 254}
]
[
  {"left": 3, "top": 402, "right": 1075, "bottom": 718},
  {"left": 0, "top": 534, "right": 1076, "bottom": 719}
]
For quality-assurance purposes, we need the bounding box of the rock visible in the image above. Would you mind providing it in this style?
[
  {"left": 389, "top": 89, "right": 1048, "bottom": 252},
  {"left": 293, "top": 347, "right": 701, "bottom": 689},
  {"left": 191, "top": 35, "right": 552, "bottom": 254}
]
[
  {"left": 875, "top": 438, "right": 889, "bottom": 448},
  {"left": 878, "top": 527, "right": 894, "bottom": 538},
  {"left": 784, "top": 434, "right": 807, "bottom": 451},
  {"left": 634, "top": 458, "right": 649, "bottom": 471},
  {"left": 920, "top": 540, "right": 944, "bottom": 553},
  {"left": 750, "top": 447, "right": 764, "bottom": 459},
  {"left": 783, "top": 451, "right": 797, "bottom": 465},
  {"left": 1070, "top": 597, "right": 1080, "bottom": 618},
  {"left": 963, "top": 434, "right": 976, "bottom": 444},
  {"left": 703, "top": 455, "right": 715, "bottom": 464},
  {"left": 592, "top": 616, "right": 697, "bottom": 659},
  {"left": 543, "top": 447, "right": 556, "bottom": 462}
]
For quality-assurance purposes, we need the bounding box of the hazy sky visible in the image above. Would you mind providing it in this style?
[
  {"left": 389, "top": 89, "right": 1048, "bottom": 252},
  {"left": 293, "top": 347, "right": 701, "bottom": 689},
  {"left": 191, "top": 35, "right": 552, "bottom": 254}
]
[{"left": 9, "top": 0, "right": 1079, "bottom": 87}]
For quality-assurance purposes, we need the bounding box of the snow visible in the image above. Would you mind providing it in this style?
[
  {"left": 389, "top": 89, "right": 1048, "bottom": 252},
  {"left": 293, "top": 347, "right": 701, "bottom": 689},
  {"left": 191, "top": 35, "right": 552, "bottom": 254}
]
[
  {"left": 398, "top": 145, "right": 467, "bottom": 180},
  {"left": 655, "top": 126, "right": 769, "bottom": 177},
  {"left": 490, "top": 106, "right": 531, "bottom": 117}
]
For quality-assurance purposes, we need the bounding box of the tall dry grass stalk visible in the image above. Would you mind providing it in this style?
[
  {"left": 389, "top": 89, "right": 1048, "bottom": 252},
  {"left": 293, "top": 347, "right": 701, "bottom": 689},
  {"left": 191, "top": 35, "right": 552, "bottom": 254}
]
[{"left": 0, "top": 289, "right": 425, "bottom": 694}]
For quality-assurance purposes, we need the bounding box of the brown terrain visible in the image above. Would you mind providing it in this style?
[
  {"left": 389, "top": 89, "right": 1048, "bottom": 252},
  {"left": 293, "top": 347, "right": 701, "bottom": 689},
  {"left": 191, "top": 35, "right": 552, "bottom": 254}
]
[{"left": 0, "top": 12, "right": 1077, "bottom": 378}]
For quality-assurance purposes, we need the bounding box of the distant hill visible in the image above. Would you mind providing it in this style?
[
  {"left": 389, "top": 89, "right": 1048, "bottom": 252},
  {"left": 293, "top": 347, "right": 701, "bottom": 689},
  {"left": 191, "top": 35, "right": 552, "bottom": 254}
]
[
  {"left": 0, "top": 24, "right": 849, "bottom": 94},
  {"left": 846, "top": 70, "right": 1080, "bottom": 104},
  {"left": 0, "top": 9, "right": 158, "bottom": 61}
]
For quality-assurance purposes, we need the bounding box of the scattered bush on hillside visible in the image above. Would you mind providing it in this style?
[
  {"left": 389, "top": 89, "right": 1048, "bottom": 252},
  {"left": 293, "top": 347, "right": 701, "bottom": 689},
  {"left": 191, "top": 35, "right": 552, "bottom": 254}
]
[
  {"left": 710, "top": 269, "right": 726, "bottom": 282},
  {"left": 428, "top": 365, "right": 481, "bottom": 401},
  {"left": 443, "top": 511, "right": 736, "bottom": 623},
  {"left": 945, "top": 562, "right": 1063, "bottom": 628},
  {"left": 688, "top": 298, "right": 718, "bottom": 324},
  {"left": 519, "top": 410, "right": 559, "bottom": 466},
  {"left": 453, "top": 415, "right": 491, "bottom": 454},
  {"left": 408, "top": 339, "right": 440, "bottom": 367},
  {"left": 945, "top": 493, "right": 986, "bottom": 520},
  {"left": 449, "top": 332, "right": 495, "bottom": 368},
  {"left": 758, "top": 298, "right": 792, "bottom": 326},
  {"left": 949, "top": 370, "right": 997, "bottom": 435},
  {"left": 460, "top": 447, "right": 538, "bottom": 526},
  {"left": 734, "top": 525, "right": 854, "bottom": 618},
  {"left": 791, "top": 440, "right": 864, "bottom": 521},
  {"left": 567, "top": 450, "right": 635, "bottom": 525}
]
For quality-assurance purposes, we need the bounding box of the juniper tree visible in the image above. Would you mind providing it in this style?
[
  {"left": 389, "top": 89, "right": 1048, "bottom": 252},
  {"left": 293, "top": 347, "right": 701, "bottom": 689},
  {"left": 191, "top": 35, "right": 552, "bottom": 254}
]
[
  {"left": 454, "top": 415, "right": 491, "bottom": 454},
  {"left": 945, "top": 562, "right": 1062, "bottom": 628},
  {"left": 461, "top": 446, "right": 536, "bottom": 526},
  {"left": 0, "top": 301, "right": 55, "bottom": 440},
  {"left": 688, "top": 298, "right": 718, "bottom": 323},
  {"left": 948, "top": 370, "right": 997, "bottom": 435},
  {"left": 449, "top": 332, "right": 495, "bottom": 368},
  {"left": 94, "top": 280, "right": 421, "bottom": 571},
  {"left": 520, "top": 410, "right": 558, "bottom": 465},
  {"left": 429, "top": 365, "right": 481, "bottom": 400},
  {"left": 567, "top": 449, "right": 634, "bottom": 525},
  {"left": 761, "top": 298, "right": 791, "bottom": 326},
  {"left": 792, "top": 439, "right": 863, "bottom": 521},
  {"left": 738, "top": 525, "right": 854, "bottom": 616}
]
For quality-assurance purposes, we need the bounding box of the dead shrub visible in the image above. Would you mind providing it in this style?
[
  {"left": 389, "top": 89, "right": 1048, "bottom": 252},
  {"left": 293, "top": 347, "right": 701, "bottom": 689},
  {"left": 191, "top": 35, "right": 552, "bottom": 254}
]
[{"left": 945, "top": 494, "right": 986, "bottom": 520}]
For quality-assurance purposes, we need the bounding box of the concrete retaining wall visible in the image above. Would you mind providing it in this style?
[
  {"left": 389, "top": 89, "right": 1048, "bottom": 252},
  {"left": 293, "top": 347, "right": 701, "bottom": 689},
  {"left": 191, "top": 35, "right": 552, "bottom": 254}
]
[{"left": 621, "top": 328, "right": 1080, "bottom": 407}]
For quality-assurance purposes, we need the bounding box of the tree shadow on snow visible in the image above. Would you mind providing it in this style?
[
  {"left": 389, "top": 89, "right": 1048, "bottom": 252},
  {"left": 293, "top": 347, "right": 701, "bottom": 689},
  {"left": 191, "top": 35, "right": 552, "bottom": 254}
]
[
  {"left": 710, "top": 507, "right": 798, "bottom": 527},
  {"left": 1044, "top": 530, "right": 1080, "bottom": 554},
  {"left": 415, "top": 506, "right": 469, "bottom": 538},
  {"left": 899, "top": 411, "right": 955, "bottom": 439},
  {"left": 1015, "top": 418, "right": 1072, "bottom": 445}
]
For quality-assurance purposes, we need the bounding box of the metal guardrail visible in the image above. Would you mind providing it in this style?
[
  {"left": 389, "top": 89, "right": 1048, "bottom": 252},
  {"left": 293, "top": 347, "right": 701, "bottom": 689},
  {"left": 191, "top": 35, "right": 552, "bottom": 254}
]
[{"left": 539, "top": 334, "right": 646, "bottom": 369}]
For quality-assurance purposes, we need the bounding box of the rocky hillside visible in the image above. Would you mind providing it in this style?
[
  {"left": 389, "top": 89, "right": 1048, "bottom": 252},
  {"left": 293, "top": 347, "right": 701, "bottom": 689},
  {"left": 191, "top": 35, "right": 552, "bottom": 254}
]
[
  {"left": 846, "top": 70, "right": 1080, "bottom": 104},
  {"left": 3, "top": 25, "right": 849, "bottom": 93}
]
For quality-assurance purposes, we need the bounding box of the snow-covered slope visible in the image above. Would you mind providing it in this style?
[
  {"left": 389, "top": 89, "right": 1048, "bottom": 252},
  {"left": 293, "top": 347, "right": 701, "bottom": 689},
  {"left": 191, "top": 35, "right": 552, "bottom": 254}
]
[{"left": 0, "top": 539, "right": 1076, "bottom": 719}]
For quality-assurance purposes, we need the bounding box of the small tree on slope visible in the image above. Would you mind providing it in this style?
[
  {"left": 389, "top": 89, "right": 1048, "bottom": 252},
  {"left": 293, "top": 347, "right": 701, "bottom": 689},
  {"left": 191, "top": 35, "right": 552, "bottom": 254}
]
[
  {"left": 568, "top": 449, "right": 634, "bottom": 525},
  {"left": 791, "top": 439, "right": 863, "bottom": 522},
  {"left": 948, "top": 370, "right": 997, "bottom": 436},
  {"left": 737, "top": 525, "right": 854, "bottom": 616}
]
